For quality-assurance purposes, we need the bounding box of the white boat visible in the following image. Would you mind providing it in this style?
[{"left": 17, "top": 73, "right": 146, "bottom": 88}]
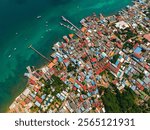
[
  {"left": 37, "top": 16, "right": 41, "bottom": 19},
  {"left": 8, "top": 55, "right": 11, "bottom": 58}
]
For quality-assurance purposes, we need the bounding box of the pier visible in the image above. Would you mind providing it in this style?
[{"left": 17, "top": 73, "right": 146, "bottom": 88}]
[
  {"left": 60, "top": 22, "right": 76, "bottom": 31},
  {"left": 61, "top": 16, "right": 81, "bottom": 32},
  {"left": 28, "top": 45, "right": 50, "bottom": 62}
]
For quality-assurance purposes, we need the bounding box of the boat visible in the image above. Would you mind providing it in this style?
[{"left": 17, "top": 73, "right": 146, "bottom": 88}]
[
  {"left": 8, "top": 55, "right": 11, "bottom": 58},
  {"left": 37, "top": 16, "right": 41, "bottom": 19}
]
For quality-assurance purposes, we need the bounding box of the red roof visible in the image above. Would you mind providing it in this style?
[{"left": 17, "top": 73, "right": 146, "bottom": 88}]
[
  {"left": 38, "top": 71, "right": 44, "bottom": 76},
  {"left": 96, "top": 68, "right": 104, "bottom": 75},
  {"left": 106, "top": 42, "right": 110, "bottom": 47},
  {"left": 108, "top": 64, "right": 119, "bottom": 74},
  {"left": 96, "top": 62, "right": 110, "bottom": 75},
  {"left": 33, "top": 87, "right": 39, "bottom": 93},
  {"left": 97, "top": 31, "right": 102, "bottom": 36},
  {"left": 145, "top": 64, "right": 150, "bottom": 69},
  {"left": 136, "top": 82, "right": 144, "bottom": 91},
  {"left": 80, "top": 96, "right": 83, "bottom": 102},
  {"left": 89, "top": 86, "right": 96, "bottom": 92},
  {"left": 29, "top": 79, "right": 36, "bottom": 85},
  {"left": 25, "top": 98, "right": 30, "bottom": 104},
  {"left": 133, "top": 53, "right": 142, "bottom": 59},
  {"left": 93, "top": 63, "right": 98, "bottom": 67},
  {"left": 116, "top": 42, "right": 123, "bottom": 49},
  {"left": 76, "top": 80, "right": 84, "bottom": 88},
  {"left": 91, "top": 58, "right": 97, "bottom": 63},
  {"left": 144, "top": 33, "right": 150, "bottom": 42},
  {"left": 35, "top": 96, "right": 43, "bottom": 103},
  {"left": 80, "top": 77, "right": 85, "bottom": 82},
  {"left": 117, "top": 62, "right": 122, "bottom": 69},
  {"left": 82, "top": 85, "right": 87, "bottom": 91},
  {"left": 82, "top": 53, "right": 87, "bottom": 58},
  {"left": 61, "top": 77, "right": 66, "bottom": 81},
  {"left": 73, "top": 86, "right": 77, "bottom": 91},
  {"left": 133, "top": 43, "right": 139, "bottom": 49},
  {"left": 63, "top": 59, "right": 69, "bottom": 63},
  {"left": 112, "top": 79, "right": 118, "bottom": 85}
]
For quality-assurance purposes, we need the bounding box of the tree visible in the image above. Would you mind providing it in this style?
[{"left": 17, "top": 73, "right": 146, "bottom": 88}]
[
  {"left": 101, "top": 87, "right": 145, "bottom": 113},
  {"left": 67, "top": 63, "right": 76, "bottom": 72},
  {"left": 111, "top": 54, "right": 120, "bottom": 64},
  {"left": 102, "top": 88, "right": 121, "bottom": 113}
]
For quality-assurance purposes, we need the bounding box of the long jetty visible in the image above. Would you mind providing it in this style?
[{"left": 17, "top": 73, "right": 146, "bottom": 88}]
[
  {"left": 28, "top": 45, "right": 50, "bottom": 62},
  {"left": 61, "top": 16, "right": 81, "bottom": 32}
]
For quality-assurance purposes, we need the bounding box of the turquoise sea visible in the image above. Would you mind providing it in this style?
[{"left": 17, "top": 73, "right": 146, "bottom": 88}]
[{"left": 0, "top": 0, "right": 132, "bottom": 112}]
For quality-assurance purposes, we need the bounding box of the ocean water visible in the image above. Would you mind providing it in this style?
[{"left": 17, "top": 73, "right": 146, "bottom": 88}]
[{"left": 0, "top": 0, "right": 132, "bottom": 112}]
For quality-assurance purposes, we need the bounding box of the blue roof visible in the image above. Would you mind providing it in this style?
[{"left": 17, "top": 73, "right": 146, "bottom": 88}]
[
  {"left": 60, "top": 96, "right": 65, "bottom": 101},
  {"left": 87, "top": 92, "right": 91, "bottom": 97},
  {"left": 138, "top": 0, "right": 145, "bottom": 4},
  {"left": 91, "top": 80, "right": 96, "bottom": 86},
  {"left": 35, "top": 101, "right": 41, "bottom": 107},
  {"left": 96, "top": 51, "right": 100, "bottom": 55},
  {"left": 57, "top": 93, "right": 60, "bottom": 98},
  {"left": 132, "top": 57, "right": 140, "bottom": 62},
  {"left": 30, "top": 93, "right": 36, "bottom": 98},
  {"left": 95, "top": 88, "right": 98, "bottom": 94},
  {"left": 64, "top": 62, "right": 70, "bottom": 67},
  {"left": 96, "top": 75, "right": 101, "bottom": 80},
  {"left": 145, "top": 17, "right": 149, "bottom": 21},
  {"left": 140, "top": 57, "right": 144, "bottom": 62},
  {"left": 86, "top": 75, "right": 90, "bottom": 79},
  {"left": 125, "top": 56, "right": 129, "bottom": 60},
  {"left": 74, "top": 83, "right": 80, "bottom": 89},
  {"left": 41, "top": 94, "right": 46, "bottom": 100},
  {"left": 131, "top": 86, "right": 136, "bottom": 91},
  {"left": 134, "top": 47, "right": 142, "bottom": 53},
  {"left": 58, "top": 57, "right": 63, "bottom": 62},
  {"left": 119, "top": 55, "right": 122, "bottom": 59},
  {"left": 115, "top": 60, "right": 120, "bottom": 66},
  {"left": 100, "top": 20, "right": 104, "bottom": 24}
]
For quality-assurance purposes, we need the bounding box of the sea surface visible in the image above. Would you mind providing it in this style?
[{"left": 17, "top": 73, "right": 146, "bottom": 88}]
[{"left": 0, "top": 0, "right": 132, "bottom": 112}]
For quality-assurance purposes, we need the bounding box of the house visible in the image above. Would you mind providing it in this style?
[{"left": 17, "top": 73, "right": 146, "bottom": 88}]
[
  {"left": 35, "top": 101, "right": 41, "bottom": 107},
  {"left": 48, "top": 62, "right": 55, "bottom": 68},
  {"left": 35, "top": 96, "right": 43, "bottom": 104},
  {"left": 143, "top": 33, "right": 150, "bottom": 42},
  {"left": 115, "top": 21, "right": 129, "bottom": 30}
]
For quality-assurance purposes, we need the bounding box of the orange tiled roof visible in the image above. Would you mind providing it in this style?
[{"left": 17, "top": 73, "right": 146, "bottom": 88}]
[
  {"left": 81, "top": 27, "right": 87, "bottom": 32},
  {"left": 69, "top": 78, "right": 75, "bottom": 83},
  {"left": 48, "top": 62, "right": 55, "bottom": 68}
]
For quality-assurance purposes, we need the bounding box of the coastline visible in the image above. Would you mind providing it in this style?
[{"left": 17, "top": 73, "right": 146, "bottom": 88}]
[
  {"left": 0, "top": 0, "right": 134, "bottom": 112},
  {"left": 0, "top": 0, "right": 138, "bottom": 112},
  {"left": 11, "top": 2, "right": 149, "bottom": 111},
  {"left": 6, "top": 3, "right": 137, "bottom": 112}
]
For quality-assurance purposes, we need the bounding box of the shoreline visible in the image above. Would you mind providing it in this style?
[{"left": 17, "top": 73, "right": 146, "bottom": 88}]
[
  {"left": 8, "top": 0, "right": 150, "bottom": 113},
  {"left": 0, "top": 0, "right": 133, "bottom": 113},
  {"left": 7, "top": 1, "right": 135, "bottom": 113}
]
